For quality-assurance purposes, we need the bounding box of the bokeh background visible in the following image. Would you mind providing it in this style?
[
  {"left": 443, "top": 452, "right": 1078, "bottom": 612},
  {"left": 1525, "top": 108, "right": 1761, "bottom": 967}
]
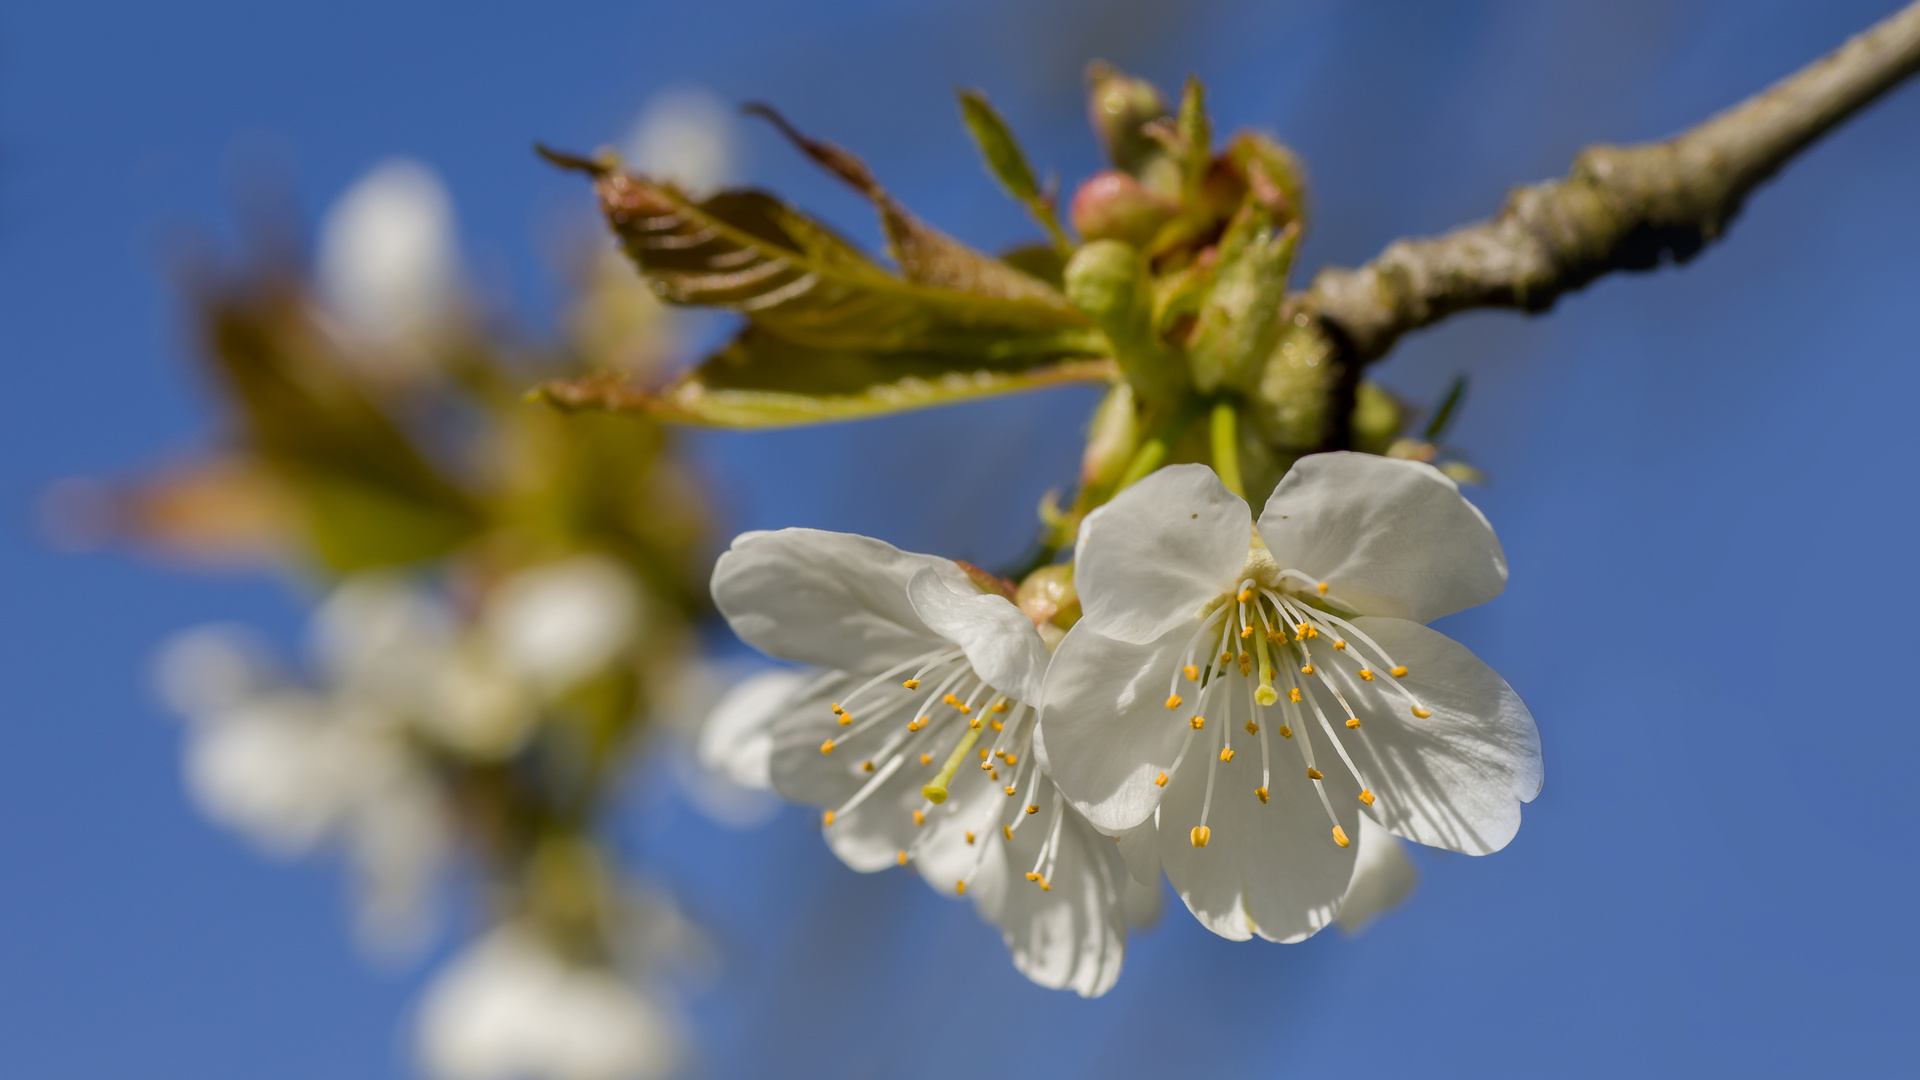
[{"left": 6, "top": 0, "right": 1919, "bottom": 1076}]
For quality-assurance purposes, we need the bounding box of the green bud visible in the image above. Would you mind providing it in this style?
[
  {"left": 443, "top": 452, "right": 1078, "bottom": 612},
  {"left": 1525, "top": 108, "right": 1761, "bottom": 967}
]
[
  {"left": 1080, "top": 382, "right": 1140, "bottom": 491},
  {"left": 1350, "top": 381, "right": 1405, "bottom": 455},
  {"left": 1085, "top": 62, "right": 1170, "bottom": 173},
  {"left": 1064, "top": 241, "right": 1185, "bottom": 404},
  {"left": 1016, "top": 563, "right": 1079, "bottom": 630},
  {"left": 1069, "top": 170, "right": 1178, "bottom": 248}
]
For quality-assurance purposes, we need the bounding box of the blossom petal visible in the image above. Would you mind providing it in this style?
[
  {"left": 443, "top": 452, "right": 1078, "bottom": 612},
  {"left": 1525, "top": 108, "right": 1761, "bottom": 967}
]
[
  {"left": 906, "top": 569, "right": 1050, "bottom": 703},
  {"left": 1036, "top": 624, "right": 1196, "bottom": 833},
  {"left": 1074, "top": 464, "right": 1251, "bottom": 645},
  {"left": 1336, "top": 814, "right": 1418, "bottom": 934},
  {"left": 1157, "top": 683, "right": 1361, "bottom": 943},
  {"left": 968, "top": 781, "right": 1128, "bottom": 997},
  {"left": 711, "top": 528, "right": 969, "bottom": 672},
  {"left": 1337, "top": 617, "right": 1542, "bottom": 854},
  {"left": 1256, "top": 453, "right": 1506, "bottom": 622},
  {"left": 1115, "top": 818, "right": 1161, "bottom": 887},
  {"left": 697, "top": 667, "right": 812, "bottom": 791}
]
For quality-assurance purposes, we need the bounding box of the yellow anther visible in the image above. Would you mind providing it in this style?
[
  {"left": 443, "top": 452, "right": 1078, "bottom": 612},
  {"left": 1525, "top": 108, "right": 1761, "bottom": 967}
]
[
  {"left": 943, "top": 693, "right": 958, "bottom": 706},
  {"left": 1237, "top": 588, "right": 1252, "bottom": 603},
  {"left": 1295, "top": 623, "right": 1309, "bottom": 635},
  {"left": 1190, "top": 716, "right": 1206, "bottom": 730},
  {"left": 981, "top": 760, "right": 994, "bottom": 771},
  {"left": 1346, "top": 717, "right": 1362, "bottom": 729},
  {"left": 994, "top": 749, "right": 1006, "bottom": 759},
  {"left": 1288, "top": 687, "right": 1301, "bottom": 703},
  {"left": 1241, "top": 625, "right": 1253, "bottom": 639},
  {"left": 1005, "top": 753, "right": 1018, "bottom": 766},
  {"left": 1333, "top": 640, "right": 1347, "bottom": 650},
  {"left": 1301, "top": 664, "right": 1315, "bottom": 675},
  {"left": 906, "top": 717, "right": 921, "bottom": 731},
  {"left": 1183, "top": 664, "right": 1199, "bottom": 681},
  {"left": 1154, "top": 772, "right": 1168, "bottom": 787},
  {"left": 819, "top": 739, "right": 835, "bottom": 755},
  {"left": 991, "top": 700, "right": 1009, "bottom": 713},
  {"left": 897, "top": 850, "right": 908, "bottom": 866},
  {"left": 1279, "top": 725, "right": 1294, "bottom": 739},
  {"left": 968, "top": 717, "right": 982, "bottom": 729},
  {"left": 1255, "top": 787, "right": 1269, "bottom": 804},
  {"left": 1002, "top": 825, "right": 1013, "bottom": 840},
  {"left": 1025, "top": 871, "right": 1040, "bottom": 882},
  {"left": 1165, "top": 694, "right": 1183, "bottom": 709},
  {"left": 1025, "top": 804, "right": 1039, "bottom": 815},
  {"left": 956, "top": 880, "right": 966, "bottom": 895},
  {"left": 831, "top": 703, "right": 844, "bottom": 714},
  {"left": 919, "top": 753, "right": 932, "bottom": 765},
  {"left": 1358, "top": 669, "right": 1375, "bottom": 682},
  {"left": 959, "top": 703, "right": 973, "bottom": 715},
  {"left": 823, "top": 811, "right": 835, "bottom": 826},
  {"left": 839, "top": 713, "right": 853, "bottom": 726},
  {"left": 902, "top": 679, "right": 920, "bottom": 690},
  {"left": 861, "top": 760, "right": 874, "bottom": 772},
  {"left": 1039, "top": 878, "right": 1052, "bottom": 892},
  {"left": 989, "top": 769, "right": 999, "bottom": 780},
  {"left": 1391, "top": 665, "right": 1409, "bottom": 678},
  {"left": 1219, "top": 748, "right": 1235, "bottom": 763},
  {"left": 1306, "top": 767, "right": 1324, "bottom": 780},
  {"left": 979, "top": 747, "right": 990, "bottom": 760},
  {"left": 1245, "top": 720, "right": 1260, "bottom": 735},
  {"left": 1306, "top": 626, "right": 1319, "bottom": 639},
  {"left": 965, "top": 831, "right": 976, "bottom": 844},
  {"left": 1239, "top": 651, "right": 1251, "bottom": 665},
  {"left": 1239, "top": 665, "right": 1252, "bottom": 678},
  {"left": 1005, "top": 785, "right": 1016, "bottom": 795},
  {"left": 913, "top": 810, "right": 926, "bottom": 825},
  {"left": 991, "top": 720, "right": 1004, "bottom": 732},
  {"left": 1190, "top": 825, "right": 1211, "bottom": 848},
  {"left": 1332, "top": 825, "right": 1350, "bottom": 848},
  {"left": 1266, "top": 629, "right": 1287, "bottom": 643},
  {"left": 1359, "top": 789, "right": 1375, "bottom": 806},
  {"left": 1411, "top": 705, "right": 1433, "bottom": 719},
  {"left": 1317, "top": 581, "right": 1329, "bottom": 595}
]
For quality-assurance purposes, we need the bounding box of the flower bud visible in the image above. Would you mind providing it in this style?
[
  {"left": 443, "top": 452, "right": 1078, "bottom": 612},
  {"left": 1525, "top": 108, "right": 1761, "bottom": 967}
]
[
  {"left": 1080, "top": 383, "right": 1140, "bottom": 491},
  {"left": 1350, "top": 381, "right": 1406, "bottom": 455},
  {"left": 1016, "top": 564, "right": 1079, "bottom": 630},
  {"left": 1065, "top": 241, "right": 1185, "bottom": 403},
  {"left": 1069, "top": 170, "right": 1178, "bottom": 249},
  {"left": 1085, "top": 62, "right": 1170, "bottom": 173}
]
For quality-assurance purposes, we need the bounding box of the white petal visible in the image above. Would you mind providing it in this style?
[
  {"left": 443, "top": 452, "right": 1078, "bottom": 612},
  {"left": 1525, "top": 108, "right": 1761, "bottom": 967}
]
[
  {"left": 1336, "top": 814, "right": 1419, "bottom": 935},
  {"left": 1073, "top": 464, "right": 1250, "bottom": 645},
  {"left": 1157, "top": 688, "right": 1361, "bottom": 943},
  {"left": 1114, "top": 817, "right": 1162, "bottom": 887},
  {"left": 1342, "top": 617, "right": 1543, "bottom": 854},
  {"left": 697, "top": 668, "right": 812, "bottom": 791},
  {"left": 1036, "top": 624, "right": 1195, "bottom": 833},
  {"left": 968, "top": 781, "right": 1128, "bottom": 998},
  {"left": 1256, "top": 452, "right": 1507, "bottom": 622},
  {"left": 711, "top": 529, "right": 967, "bottom": 672},
  {"left": 906, "top": 569, "right": 1050, "bottom": 702},
  {"left": 483, "top": 555, "right": 639, "bottom": 692}
]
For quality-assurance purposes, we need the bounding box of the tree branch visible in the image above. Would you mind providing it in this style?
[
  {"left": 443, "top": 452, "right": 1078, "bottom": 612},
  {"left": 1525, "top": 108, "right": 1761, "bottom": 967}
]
[{"left": 1291, "top": 0, "right": 1920, "bottom": 368}]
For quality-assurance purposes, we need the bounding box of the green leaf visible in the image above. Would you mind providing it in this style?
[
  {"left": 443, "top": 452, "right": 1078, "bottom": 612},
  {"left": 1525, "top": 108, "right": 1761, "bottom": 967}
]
[
  {"left": 586, "top": 167, "right": 1092, "bottom": 357},
  {"left": 535, "top": 328, "right": 1116, "bottom": 428},
  {"left": 203, "top": 291, "right": 485, "bottom": 572},
  {"left": 739, "top": 104, "right": 1072, "bottom": 304},
  {"left": 1423, "top": 374, "right": 1469, "bottom": 441},
  {"left": 959, "top": 90, "right": 1040, "bottom": 201},
  {"left": 1175, "top": 75, "right": 1212, "bottom": 195}
]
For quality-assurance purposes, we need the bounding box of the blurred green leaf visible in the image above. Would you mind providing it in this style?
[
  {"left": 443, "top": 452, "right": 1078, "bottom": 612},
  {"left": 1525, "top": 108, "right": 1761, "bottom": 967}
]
[
  {"left": 959, "top": 90, "right": 1040, "bottom": 201},
  {"left": 1424, "top": 374, "right": 1470, "bottom": 441},
  {"left": 536, "top": 328, "right": 1117, "bottom": 428},
  {"left": 205, "top": 293, "right": 483, "bottom": 571}
]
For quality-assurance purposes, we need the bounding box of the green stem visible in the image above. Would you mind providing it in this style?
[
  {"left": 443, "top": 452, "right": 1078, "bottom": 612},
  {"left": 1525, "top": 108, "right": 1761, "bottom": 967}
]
[{"left": 1210, "top": 400, "right": 1245, "bottom": 499}]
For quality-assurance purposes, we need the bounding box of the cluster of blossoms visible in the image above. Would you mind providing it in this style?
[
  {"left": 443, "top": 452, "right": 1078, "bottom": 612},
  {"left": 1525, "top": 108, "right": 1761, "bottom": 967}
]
[{"left": 703, "top": 452, "right": 1542, "bottom": 993}]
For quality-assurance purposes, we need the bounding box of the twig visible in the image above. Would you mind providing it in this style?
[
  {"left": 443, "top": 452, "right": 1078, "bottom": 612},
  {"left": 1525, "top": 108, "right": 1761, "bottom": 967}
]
[{"left": 1289, "top": 0, "right": 1920, "bottom": 370}]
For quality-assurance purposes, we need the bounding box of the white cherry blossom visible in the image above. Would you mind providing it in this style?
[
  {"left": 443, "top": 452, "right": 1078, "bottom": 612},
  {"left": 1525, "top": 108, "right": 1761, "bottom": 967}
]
[
  {"left": 710, "top": 528, "right": 1128, "bottom": 996},
  {"left": 1039, "top": 454, "right": 1541, "bottom": 942}
]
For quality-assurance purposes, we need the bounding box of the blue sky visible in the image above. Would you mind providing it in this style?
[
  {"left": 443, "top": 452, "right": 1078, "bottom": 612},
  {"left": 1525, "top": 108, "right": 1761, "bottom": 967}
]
[{"left": 4, "top": 1, "right": 1918, "bottom": 1076}]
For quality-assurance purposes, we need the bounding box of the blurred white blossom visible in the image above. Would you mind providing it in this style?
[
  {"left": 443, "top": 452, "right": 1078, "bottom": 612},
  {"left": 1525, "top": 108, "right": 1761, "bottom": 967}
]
[
  {"left": 621, "top": 88, "right": 737, "bottom": 195},
  {"left": 484, "top": 554, "right": 641, "bottom": 693},
  {"left": 316, "top": 158, "right": 462, "bottom": 367},
  {"left": 415, "top": 924, "right": 678, "bottom": 1080}
]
